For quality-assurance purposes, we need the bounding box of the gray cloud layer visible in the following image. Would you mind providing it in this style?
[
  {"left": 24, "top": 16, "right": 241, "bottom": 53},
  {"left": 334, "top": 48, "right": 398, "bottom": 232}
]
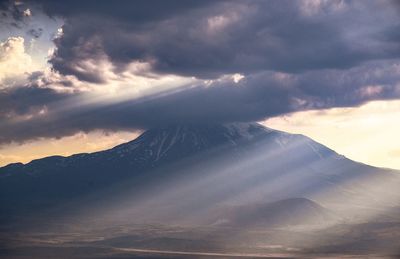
[
  {"left": 1, "top": 60, "right": 399, "bottom": 144},
  {"left": 42, "top": 0, "right": 400, "bottom": 81},
  {"left": 0, "top": 0, "right": 399, "bottom": 143}
]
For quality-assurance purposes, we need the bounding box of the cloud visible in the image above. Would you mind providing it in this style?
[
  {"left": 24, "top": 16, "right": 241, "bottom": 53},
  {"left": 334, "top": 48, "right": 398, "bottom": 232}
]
[
  {"left": 0, "top": 85, "right": 70, "bottom": 119},
  {"left": 31, "top": 0, "right": 400, "bottom": 81},
  {"left": 0, "top": 59, "right": 399, "bottom": 144},
  {"left": 0, "top": 36, "right": 73, "bottom": 90},
  {"left": 0, "top": 37, "right": 33, "bottom": 87},
  {"left": 0, "top": 0, "right": 399, "bottom": 144},
  {"left": 23, "top": 8, "right": 31, "bottom": 17},
  {"left": 0, "top": 0, "right": 33, "bottom": 29},
  {"left": 0, "top": 78, "right": 289, "bottom": 144}
]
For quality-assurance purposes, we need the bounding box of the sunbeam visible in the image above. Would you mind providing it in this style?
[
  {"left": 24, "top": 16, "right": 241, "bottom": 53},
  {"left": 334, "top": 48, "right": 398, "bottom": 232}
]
[{"left": 1, "top": 1, "right": 400, "bottom": 258}]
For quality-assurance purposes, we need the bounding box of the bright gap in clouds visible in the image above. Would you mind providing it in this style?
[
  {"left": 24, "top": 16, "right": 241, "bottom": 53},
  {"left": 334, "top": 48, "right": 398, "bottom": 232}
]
[{"left": 263, "top": 100, "right": 400, "bottom": 170}]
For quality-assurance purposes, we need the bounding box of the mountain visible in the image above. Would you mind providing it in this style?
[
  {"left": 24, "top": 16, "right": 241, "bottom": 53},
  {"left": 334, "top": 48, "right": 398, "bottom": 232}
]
[
  {"left": 2, "top": 123, "right": 400, "bottom": 258},
  {"left": 0, "top": 123, "right": 399, "bottom": 226}
]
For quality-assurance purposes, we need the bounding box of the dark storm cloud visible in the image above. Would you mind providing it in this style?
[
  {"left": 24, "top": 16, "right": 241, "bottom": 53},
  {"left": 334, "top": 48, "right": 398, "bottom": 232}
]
[
  {"left": 32, "top": 0, "right": 400, "bottom": 81},
  {"left": 0, "top": 86, "right": 71, "bottom": 118},
  {"left": 38, "top": 0, "right": 215, "bottom": 22},
  {"left": 0, "top": 0, "right": 399, "bottom": 143},
  {"left": 0, "top": 75, "right": 292, "bottom": 143},
  {"left": 1, "top": 60, "right": 399, "bottom": 144}
]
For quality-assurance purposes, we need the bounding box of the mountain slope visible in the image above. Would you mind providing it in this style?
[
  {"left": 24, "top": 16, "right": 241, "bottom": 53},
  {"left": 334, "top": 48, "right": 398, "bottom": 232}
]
[
  {"left": 0, "top": 123, "right": 399, "bottom": 225},
  {"left": 213, "top": 198, "right": 339, "bottom": 227}
]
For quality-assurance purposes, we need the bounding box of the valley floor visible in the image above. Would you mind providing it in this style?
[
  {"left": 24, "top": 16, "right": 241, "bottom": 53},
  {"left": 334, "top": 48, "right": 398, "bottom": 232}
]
[{"left": 1, "top": 221, "right": 400, "bottom": 259}]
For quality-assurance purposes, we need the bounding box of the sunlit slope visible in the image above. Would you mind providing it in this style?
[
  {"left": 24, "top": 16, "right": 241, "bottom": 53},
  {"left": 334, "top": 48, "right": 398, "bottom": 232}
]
[{"left": 0, "top": 123, "right": 399, "bottom": 225}]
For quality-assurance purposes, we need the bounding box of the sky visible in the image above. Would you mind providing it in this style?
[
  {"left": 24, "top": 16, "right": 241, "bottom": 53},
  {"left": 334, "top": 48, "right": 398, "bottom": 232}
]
[{"left": 0, "top": 0, "right": 399, "bottom": 169}]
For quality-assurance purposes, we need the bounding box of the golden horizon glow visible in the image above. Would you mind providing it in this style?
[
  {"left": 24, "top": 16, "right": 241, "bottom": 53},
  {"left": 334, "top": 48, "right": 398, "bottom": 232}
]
[
  {"left": 0, "top": 131, "right": 140, "bottom": 167},
  {"left": 263, "top": 100, "right": 400, "bottom": 170}
]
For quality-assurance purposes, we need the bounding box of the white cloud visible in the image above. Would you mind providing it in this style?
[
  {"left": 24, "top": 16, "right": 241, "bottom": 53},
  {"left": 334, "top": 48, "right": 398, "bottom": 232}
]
[
  {"left": 23, "top": 8, "right": 31, "bottom": 17},
  {"left": 232, "top": 73, "right": 244, "bottom": 83},
  {"left": 207, "top": 15, "right": 233, "bottom": 33},
  {"left": 0, "top": 37, "right": 33, "bottom": 88}
]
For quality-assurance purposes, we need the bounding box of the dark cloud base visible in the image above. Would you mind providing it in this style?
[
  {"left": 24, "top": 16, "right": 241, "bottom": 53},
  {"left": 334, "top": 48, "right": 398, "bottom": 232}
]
[
  {"left": 0, "top": 0, "right": 399, "bottom": 143},
  {"left": 1, "top": 62, "right": 399, "bottom": 144}
]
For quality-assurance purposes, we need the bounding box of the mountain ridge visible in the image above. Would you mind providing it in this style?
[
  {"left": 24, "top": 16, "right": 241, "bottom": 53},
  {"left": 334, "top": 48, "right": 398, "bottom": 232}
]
[
  {"left": 0, "top": 122, "right": 338, "bottom": 170},
  {"left": 1, "top": 122, "right": 399, "bottom": 226}
]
